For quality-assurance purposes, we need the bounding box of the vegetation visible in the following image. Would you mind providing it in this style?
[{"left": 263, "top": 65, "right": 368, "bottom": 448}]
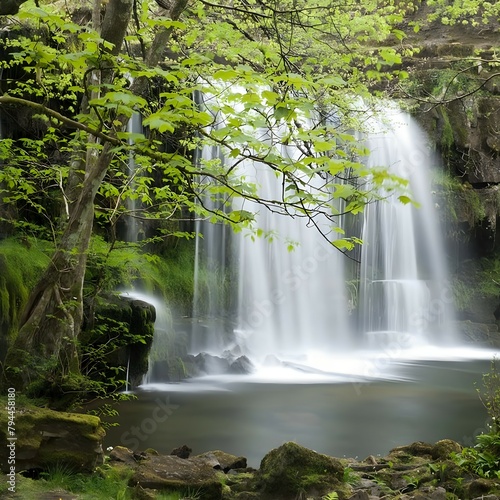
[
  {"left": 433, "top": 171, "right": 485, "bottom": 230},
  {"left": 452, "top": 359, "right": 500, "bottom": 479},
  {"left": 0, "top": 0, "right": 420, "bottom": 391}
]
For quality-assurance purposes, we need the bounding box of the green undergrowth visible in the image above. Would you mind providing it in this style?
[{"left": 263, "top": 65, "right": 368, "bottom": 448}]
[
  {"left": 453, "top": 257, "right": 500, "bottom": 313},
  {"left": 0, "top": 464, "right": 134, "bottom": 500},
  {"left": 432, "top": 171, "right": 485, "bottom": 229},
  {"left": 85, "top": 234, "right": 232, "bottom": 315},
  {"left": 0, "top": 464, "right": 204, "bottom": 500},
  {"left": 0, "top": 236, "right": 52, "bottom": 342}
]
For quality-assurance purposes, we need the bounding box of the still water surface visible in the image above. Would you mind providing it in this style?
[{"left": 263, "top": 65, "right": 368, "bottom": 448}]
[{"left": 103, "top": 359, "right": 492, "bottom": 467}]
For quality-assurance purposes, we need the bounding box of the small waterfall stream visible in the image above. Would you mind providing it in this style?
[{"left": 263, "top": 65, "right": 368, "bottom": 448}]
[{"left": 359, "top": 108, "right": 456, "bottom": 349}]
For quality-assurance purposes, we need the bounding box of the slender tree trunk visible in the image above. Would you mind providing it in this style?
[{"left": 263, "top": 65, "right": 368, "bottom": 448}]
[{"left": 4, "top": 145, "right": 114, "bottom": 388}]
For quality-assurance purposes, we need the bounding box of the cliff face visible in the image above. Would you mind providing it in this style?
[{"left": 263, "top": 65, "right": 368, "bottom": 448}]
[{"left": 396, "top": 7, "right": 500, "bottom": 338}]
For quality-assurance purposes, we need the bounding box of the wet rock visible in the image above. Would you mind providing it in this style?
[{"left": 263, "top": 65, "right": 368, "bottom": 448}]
[
  {"left": 108, "top": 446, "right": 136, "bottom": 465},
  {"left": 229, "top": 355, "right": 254, "bottom": 374},
  {"left": 197, "top": 452, "right": 223, "bottom": 469},
  {"left": 348, "top": 491, "right": 370, "bottom": 500},
  {"left": 466, "top": 478, "right": 498, "bottom": 498},
  {"left": 215, "top": 450, "right": 247, "bottom": 471},
  {"left": 388, "top": 441, "right": 434, "bottom": 464},
  {"left": 194, "top": 352, "right": 231, "bottom": 374},
  {"left": 256, "top": 441, "right": 346, "bottom": 499}
]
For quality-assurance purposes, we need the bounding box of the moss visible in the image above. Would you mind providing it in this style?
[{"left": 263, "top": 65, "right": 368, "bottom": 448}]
[
  {"left": 0, "top": 237, "right": 52, "bottom": 357},
  {"left": 257, "top": 442, "right": 345, "bottom": 499},
  {"left": 439, "top": 107, "right": 455, "bottom": 151},
  {"left": 0, "top": 399, "right": 105, "bottom": 473}
]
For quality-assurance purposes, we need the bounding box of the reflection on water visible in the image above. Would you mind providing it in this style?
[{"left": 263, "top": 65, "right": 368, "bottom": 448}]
[{"left": 103, "top": 359, "right": 492, "bottom": 467}]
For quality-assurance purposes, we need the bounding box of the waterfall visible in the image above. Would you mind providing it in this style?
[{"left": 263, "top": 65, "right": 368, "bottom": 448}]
[
  {"left": 359, "top": 108, "right": 456, "bottom": 349},
  {"left": 232, "top": 153, "right": 352, "bottom": 361},
  {"left": 191, "top": 103, "right": 457, "bottom": 370},
  {"left": 191, "top": 139, "right": 232, "bottom": 354},
  {"left": 126, "top": 112, "right": 143, "bottom": 242}
]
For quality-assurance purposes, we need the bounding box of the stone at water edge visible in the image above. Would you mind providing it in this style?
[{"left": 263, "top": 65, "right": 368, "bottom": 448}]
[
  {"left": 170, "top": 444, "right": 192, "bottom": 458},
  {"left": 196, "top": 450, "right": 248, "bottom": 472},
  {"left": 256, "top": 441, "right": 350, "bottom": 499}
]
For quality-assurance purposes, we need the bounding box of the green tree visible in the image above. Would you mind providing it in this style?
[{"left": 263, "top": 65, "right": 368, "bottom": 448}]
[{"left": 0, "top": 0, "right": 411, "bottom": 390}]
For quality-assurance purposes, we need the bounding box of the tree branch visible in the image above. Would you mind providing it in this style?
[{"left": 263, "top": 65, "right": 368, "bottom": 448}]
[{"left": 0, "top": 95, "right": 120, "bottom": 145}]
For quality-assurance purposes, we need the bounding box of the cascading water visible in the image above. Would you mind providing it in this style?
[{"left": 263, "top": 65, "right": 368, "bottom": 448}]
[
  {"left": 126, "top": 112, "right": 143, "bottom": 242},
  {"left": 232, "top": 152, "right": 352, "bottom": 361},
  {"left": 190, "top": 104, "right": 458, "bottom": 376},
  {"left": 359, "top": 108, "right": 456, "bottom": 350},
  {"left": 121, "top": 114, "right": 174, "bottom": 386}
]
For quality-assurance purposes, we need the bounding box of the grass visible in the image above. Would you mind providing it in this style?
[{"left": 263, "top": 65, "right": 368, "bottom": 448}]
[
  {"left": 3, "top": 463, "right": 204, "bottom": 500},
  {"left": 5, "top": 465, "right": 134, "bottom": 500}
]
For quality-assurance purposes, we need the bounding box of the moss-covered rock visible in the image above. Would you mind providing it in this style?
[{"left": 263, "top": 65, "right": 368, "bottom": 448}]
[
  {"left": 0, "top": 402, "right": 105, "bottom": 473},
  {"left": 0, "top": 238, "right": 51, "bottom": 362},
  {"left": 431, "top": 439, "right": 462, "bottom": 460},
  {"left": 255, "top": 441, "right": 347, "bottom": 499},
  {"left": 129, "top": 454, "right": 224, "bottom": 500},
  {"left": 81, "top": 294, "right": 156, "bottom": 390}
]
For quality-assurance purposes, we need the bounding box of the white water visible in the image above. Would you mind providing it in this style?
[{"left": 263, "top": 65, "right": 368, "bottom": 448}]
[
  {"left": 121, "top": 291, "right": 173, "bottom": 385},
  {"left": 359, "top": 108, "right": 456, "bottom": 349},
  {"left": 189, "top": 104, "right": 471, "bottom": 376},
  {"left": 126, "top": 112, "right": 143, "bottom": 242},
  {"left": 232, "top": 157, "right": 352, "bottom": 360}
]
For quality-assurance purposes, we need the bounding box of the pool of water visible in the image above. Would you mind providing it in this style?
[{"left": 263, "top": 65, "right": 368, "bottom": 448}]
[{"left": 103, "top": 357, "right": 494, "bottom": 467}]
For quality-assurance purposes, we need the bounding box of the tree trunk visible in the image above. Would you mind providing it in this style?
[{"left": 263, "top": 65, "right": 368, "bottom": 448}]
[{"left": 3, "top": 145, "right": 114, "bottom": 389}]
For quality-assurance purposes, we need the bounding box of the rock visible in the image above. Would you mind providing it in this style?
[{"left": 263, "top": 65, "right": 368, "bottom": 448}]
[
  {"left": 0, "top": 405, "right": 105, "bottom": 473},
  {"left": 108, "top": 446, "right": 136, "bottom": 465},
  {"left": 388, "top": 441, "right": 434, "bottom": 463},
  {"left": 197, "top": 452, "right": 223, "bottom": 470},
  {"left": 194, "top": 352, "right": 231, "bottom": 374},
  {"left": 170, "top": 444, "right": 192, "bottom": 458},
  {"left": 197, "top": 450, "right": 247, "bottom": 472},
  {"left": 431, "top": 439, "right": 462, "bottom": 459},
  {"left": 348, "top": 491, "right": 370, "bottom": 500},
  {"left": 256, "top": 441, "right": 346, "bottom": 499},
  {"left": 466, "top": 478, "right": 498, "bottom": 498},
  {"left": 81, "top": 294, "right": 156, "bottom": 390},
  {"left": 229, "top": 355, "right": 254, "bottom": 374},
  {"left": 129, "top": 454, "right": 224, "bottom": 500}
]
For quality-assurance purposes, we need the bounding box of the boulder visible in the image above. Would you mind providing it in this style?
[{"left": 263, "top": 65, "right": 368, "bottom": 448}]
[
  {"left": 170, "top": 444, "right": 192, "bottom": 458},
  {"left": 466, "top": 478, "right": 499, "bottom": 499},
  {"left": 197, "top": 450, "right": 247, "bottom": 472},
  {"left": 388, "top": 441, "right": 434, "bottom": 463},
  {"left": 256, "top": 441, "right": 346, "bottom": 499},
  {"left": 108, "top": 446, "right": 137, "bottom": 465},
  {"left": 129, "top": 454, "right": 224, "bottom": 500},
  {"left": 431, "top": 439, "right": 462, "bottom": 459},
  {"left": 229, "top": 355, "right": 254, "bottom": 374},
  {"left": 0, "top": 406, "right": 105, "bottom": 473},
  {"left": 194, "top": 352, "right": 231, "bottom": 374}
]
